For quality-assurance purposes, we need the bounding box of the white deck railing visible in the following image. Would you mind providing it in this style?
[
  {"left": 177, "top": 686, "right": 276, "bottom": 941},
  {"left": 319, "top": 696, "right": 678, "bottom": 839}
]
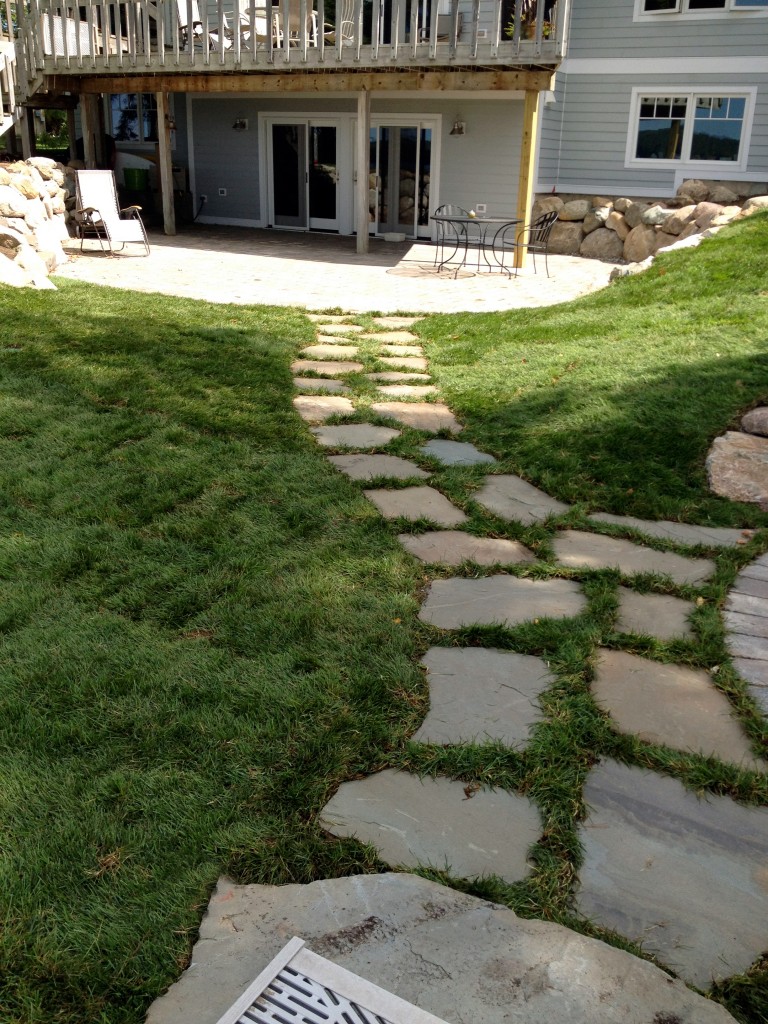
[{"left": 1, "top": 0, "right": 20, "bottom": 135}]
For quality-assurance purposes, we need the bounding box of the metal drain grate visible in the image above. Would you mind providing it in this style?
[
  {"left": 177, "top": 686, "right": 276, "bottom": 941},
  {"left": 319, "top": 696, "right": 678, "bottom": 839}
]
[{"left": 215, "top": 937, "right": 449, "bottom": 1024}]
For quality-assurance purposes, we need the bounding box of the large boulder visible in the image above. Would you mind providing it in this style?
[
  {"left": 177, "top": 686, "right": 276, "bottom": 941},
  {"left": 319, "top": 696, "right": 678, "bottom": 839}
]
[
  {"left": 0, "top": 184, "right": 29, "bottom": 218},
  {"left": 677, "top": 178, "right": 709, "bottom": 203},
  {"left": 711, "top": 205, "right": 742, "bottom": 227},
  {"left": 709, "top": 184, "right": 740, "bottom": 205},
  {"left": 623, "top": 223, "right": 657, "bottom": 263},
  {"left": 532, "top": 195, "right": 564, "bottom": 219},
  {"left": 605, "top": 211, "right": 630, "bottom": 240},
  {"left": 707, "top": 431, "right": 768, "bottom": 506},
  {"left": 654, "top": 231, "right": 678, "bottom": 252},
  {"left": 662, "top": 205, "right": 696, "bottom": 235},
  {"left": 559, "top": 199, "right": 590, "bottom": 222},
  {"left": 591, "top": 195, "right": 614, "bottom": 210},
  {"left": 613, "top": 197, "right": 633, "bottom": 213},
  {"left": 692, "top": 201, "right": 725, "bottom": 231},
  {"left": 623, "top": 202, "right": 650, "bottom": 229},
  {"left": 579, "top": 227, "right": 625, "bottom": 261},
  {"left": 0, "top": 254, "right": 33, "bottom": 286},
  {"left": 26, "top": 156, "right": 59, "bottom": 180},
  {"left": 640, "top": 204, "right": 672, "bottom": 226},
  {"left": 739, "top": 195, "right": 768, "bottom": 218},
  {"left": 548, "top": 220, "right": 584, "bottom": 254},
  {"left": 583, "top": 206, "right": 611, "bottom": 234},
  {"left": 0, "top": 166, "right": 11, "bottom": 186}
]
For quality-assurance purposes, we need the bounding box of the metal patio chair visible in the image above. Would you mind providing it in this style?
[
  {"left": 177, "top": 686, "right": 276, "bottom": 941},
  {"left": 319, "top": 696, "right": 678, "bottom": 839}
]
[
  {"left": 491, "top": 209, "right": 559, "bottom": 277},
  {"left": 75, "top": 170, "right": 151, "bottom": 257},
  {"left": 432, "top": 203, "right": 471, "bottom": 269}
]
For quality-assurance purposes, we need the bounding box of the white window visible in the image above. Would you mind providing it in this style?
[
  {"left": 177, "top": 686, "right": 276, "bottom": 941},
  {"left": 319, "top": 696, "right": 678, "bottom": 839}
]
[
  {"left": 637, "top": 0, "right": 766, "bottom": 16},
  {"left": 626, "top": 88, "right": 756, "bottom": 171},
  {"left": 110, "top": 94, "right": 159, "bottom": 144}
]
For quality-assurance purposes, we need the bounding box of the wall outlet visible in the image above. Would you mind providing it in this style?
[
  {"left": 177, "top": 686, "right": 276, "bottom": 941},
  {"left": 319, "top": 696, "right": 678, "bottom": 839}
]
[
  {"left": 476, "top": 203, "right": 487, "bottom": 214},
  {"left": 200, "top": 194, "right": 207, "bottom": 203},
  {"left": 476, "top": 28, "right": 488, "bottom": 37},
  {"left": 218, "top": 187, "right": 227, "bottom": 197}
]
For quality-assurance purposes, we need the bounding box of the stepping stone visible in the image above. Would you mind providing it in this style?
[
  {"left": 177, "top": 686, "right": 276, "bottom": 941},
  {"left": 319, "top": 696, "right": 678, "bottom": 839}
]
[
  {"left": 553, "top": 530, "right": 714, "bottom": 585},
  {"left": 327, "top": 454, "right": 428, "bottom": 482},
  {"left": 313, "top": 322, "right": 365, "bottom": 334},
  {"left": 371, "top": 402, "right": 462, "bottom": 435},
  {"left": 398, "top": 531, "right": 535, "bottom": 566},
  {"left": 293, "top": 377, "right": 350, "bottom": 394},
  {"left": 589, "top": 512, "right": 747, "bottom": 549},
  {"left": 311, "top": 425, "right": 400, "bottom": 449},
  {"left": 291, "top": 360, "right": 364, "bottom": 376},
  {"left": 305, "top": 314, "right": 353, "bottom": 323},
  {"left": 591, "top": 649, "right": 764, "bottom": 769},
  {"left": 148, "top": 875, "right": 740, "bottom": 1024},
  {"left": 413, "top": 647, "right": 552, "bottom": 746},
  {"left": 707, "top": 431, "right": 768, "bottom": 505},
  {"left": 615, "top": 587, "right": 695, "bottom": 641},
  {"left": 292, "top": 395, "right": 355, "bottom": 422},
  {"left": 315, "top": 334, "right": 361, "bottom": 345},
  {"left": 372, "top": 315, "right": 422, "bottom": 327},
  {"left": 364, "top": 486, "right": 467, "bottom": 526},
  {"left": 301, "top": 344, "right": 359, "bottom": 359},
  {"left": 474, "top": 474, "right": 569, "bottom": 525},
  {"left": 379, "top": 345, "right": 424, "bottom": 357},
  {"left": 379, "top": 356, "right": 429, "bottom": 371},
  {"left": 419, "top": 576, "right": 586, "bottom": 630},
  {"left": 376, "top": 384, "right": 438, "bottom": 398},
  {"left": 318, "top": 769, "right": 541, "bottom": 883},
  {"left": 421, "top": 439, "right": 496, "bottom": 466},
  {"left": 361, "top": 331, "right": 419, "bottom": 343},
  {"left": 577, "top": 758, "right": 768, "bottom": 987},
  {"left": 366, "top": 371, "right": 431, "bottom": 383}
]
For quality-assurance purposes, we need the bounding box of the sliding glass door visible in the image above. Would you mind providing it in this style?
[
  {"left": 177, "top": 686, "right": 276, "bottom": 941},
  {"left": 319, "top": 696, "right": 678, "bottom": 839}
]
[
  {"left": 269, "top": 119, "right": 339, "bottom": 231},
  {"left": 369, "top": 123, "right": 433, "bottom": 238}
]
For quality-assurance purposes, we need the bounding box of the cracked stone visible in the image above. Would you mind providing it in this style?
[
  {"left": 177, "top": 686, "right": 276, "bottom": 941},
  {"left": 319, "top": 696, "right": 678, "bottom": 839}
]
[
  {"left": 615, "top": 587, "right": 695, "bottom": 640},
  {"left": 364, "top": 486, "right": 467, "bottom": 526},
  {"left": 419, "top": 576, "right": 586, "bottom": 629},
  {"left": 553, "top": 530, "right": 714, "bottom": 585},
  {"left": 292, "top": 395, "right": 355, "bottom": 422},
  {"left": 327, "top": 454, "right": 429, "bottom": 481},
  {"left": 293, "top": 377, "right": 350, "bottom": 393},
  {"left": 370, "top": 402, "right": 462, "bottom": 434},
  {"left": 291, "top": 360, "right": 364, "bottom": 376},
  {"left": 474, "top": 475, "right": 570, "bottom": 525},
  {"left": 301, "top": 344, "right": 359, "bottom": 359},
  {"left": 589, "top": 512, "right": 746, "bottom": 548},
  {"left": 421, "top": 439, "right": 496, "bottom": 466},
  {"left": 398, "top": 531, "right": 535, "bottom": 566},
  {"left": 413, "top": 646, "right": 552, "bottom": 746},
  {"left": 310, "top": 425, "right": 400, "bottom": 449}
]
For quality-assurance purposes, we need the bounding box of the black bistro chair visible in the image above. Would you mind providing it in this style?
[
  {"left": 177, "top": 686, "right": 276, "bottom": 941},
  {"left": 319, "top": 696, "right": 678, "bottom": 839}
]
[
  {"left": 432, "top": 203, "right": 471, "bottom": 268},
  {"left": 491, "top": 209, "right": 559, "bottom": 277}
]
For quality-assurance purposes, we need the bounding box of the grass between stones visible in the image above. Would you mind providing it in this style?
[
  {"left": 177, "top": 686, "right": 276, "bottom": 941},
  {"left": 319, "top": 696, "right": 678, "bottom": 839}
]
[{"left": 0, "top": 213, "right": 767, "bottom": 1024}]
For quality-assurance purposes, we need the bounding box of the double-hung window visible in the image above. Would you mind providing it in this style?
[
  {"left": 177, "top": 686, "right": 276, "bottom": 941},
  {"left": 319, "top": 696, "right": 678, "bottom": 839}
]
[
  {"left": 110, "top": 94, "right": 159, "bottom": 144},
  {"left": 639, "top": 0, "right": 767, "bottom": 12},
  {"left": 627, "top": 89, "right": 755, "bottom": 170}
]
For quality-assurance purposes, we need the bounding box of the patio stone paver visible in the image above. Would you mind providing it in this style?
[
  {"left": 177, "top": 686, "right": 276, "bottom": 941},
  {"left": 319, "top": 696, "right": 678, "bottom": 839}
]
[
  {"left": 398, "top": 531, "right": 535, "bottom": 566},
  {"left": 474, "top": 475, "right": 570, "bottom": 525},
  {"left": 731, "top": 574, "right": 768, "bottom": 599},
  {"left": 361, "top": 331, "right": 419, "bottom": 343},
  {"left": 366, "top": 371, "right": 431, "bottom": 382},
  {"left": 378, "top": 356, "right": 429, "bottom": 370},
  {"left": 292, "top": 395, "right": 355, "bottom": 422},
  {"left": 313, "top": 323, "right": 365, "bottom": 334},
  {"left": 315, "top": 334, "right": 362, "bottom": 345},
  {"left": 421, "top": 439, "right": 497, "bottom": 466},
  {"left": 724, "top": 557, "right": 768, "bottom": 715},
  {"left": 300, "top": 344, "right": 359, "bottom": 359},
  {"left": 379, "top": 345, "right": 424, "bottom": 357},
  {"left": 577, "top": 758, "right": 768, "bottom": 987},
  {"left": 327, "top": 454, "right": 429, "bottom": 481},
  {"left": 372, "top": 316, "right": 422, "bottom": 327},
  {"left": 363, "top": 486, "right": 467, "bottom": 526},
  {"left": 292, "top": 377, "right": 350, "bottom": 393},
  {"left": 311, "top": 425, "right": 401, "bottom": 448},
  {"left": 615, "top": 587, "right": 695, "bottom": 641},
  {"left": 291, "top": 360, "right": 364, "bottom": 376},
  {"left": 305, "top": 314, "right": 354, "bottom": 323},
  {"left": 318, "top": 769, "right": 541, "bottom": 883},
  {"left": 370, "top": 402, "right": 462, "bottom": 434},
  {"left": 413, "top": 647, "right": 552, "bottom": 746},
  {"left": 419, "top": 576, "right": 586, "bottom": 630},
  {"left": 553, "top": 530, "right": 715, "bottom": 585},
  {"left": 591, "top": 649, "right": 765, "bottom": 769},
  {"left": 589, "top": 512, "right": 747, "bottom": 548},
  {"left": 738, "top": 552, "right": 768, "bottom": 580},
  {"left": 376, "top": 384, "right": 438, "bottom": 398}
]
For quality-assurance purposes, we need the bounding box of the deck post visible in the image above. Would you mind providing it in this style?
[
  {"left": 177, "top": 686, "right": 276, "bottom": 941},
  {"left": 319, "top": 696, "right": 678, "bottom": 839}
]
[
  {"left": 356, "top": 87, "right": 370, "bottom": 255},
  {"left": 80, "top": 93, "right": 97, "bottom": 167},
  {"left": 156, "top": 90, "right": 176, "bottom": 235},
  {"left": 19, "top": 107, "right": 35, "bottom": 158},
  {"left": 514, "top": 87, "right": 539, "bottom": 270},
  {"left": 67, "top": 107, "right": 78, "bottom": 163}
]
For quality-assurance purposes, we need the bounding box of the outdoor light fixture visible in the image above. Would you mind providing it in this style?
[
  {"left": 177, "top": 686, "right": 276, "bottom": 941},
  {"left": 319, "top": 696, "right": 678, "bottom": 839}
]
[
  {"left": 232, "top": 118, "right": 248, "bottom": 131},
  {"left": 449, "top": 120, "right": 466, "bottom": 136}
]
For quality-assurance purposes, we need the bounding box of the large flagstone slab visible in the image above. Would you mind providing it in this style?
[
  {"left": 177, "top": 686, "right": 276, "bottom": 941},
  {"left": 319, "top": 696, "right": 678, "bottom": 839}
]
[
  {"left": 301, "top": 344, "right": 359, "bottom": 359},
  {"left": 371, "top": 402, "right": 462, "bottom": 434},
  {"left": 319, "top": 769, "right": 541, "bottom": 882},
  {"left": 291, "top": 359, "right": 364, "bottom": 376},
  {"left": 328, "top": 454, "right": 429, "bottom": 481},
  {"left": 419, "top": 576, "right": 586, "bottom": 629},
  {"left": 311, "top": 424, "right": 400, "bottom": 449},
  {"left": 615, "top": 587, "right": 695, "bottom": 640},
  {"left": 379, "top": 344, "right": 424, "bottom": 357},
  {"left": 589, "top": 512, "right": 746, "bottom": 548},
  {"left": 421, "top": 439, "right": 496, "bottom": 466},
  {"left": 376, "top": 384, "right": 438, "bottom": 397},
  {"left": 553, "top": 530, "right": 715, "bottom": 585},
  {"left": 293, "top": 377, "right": 350, "bottom": 393},
  {"left": 146, "top": 874, "right": 738, "bottom": 1024},
  {"left": 315, "top": 333, "right": 362, "bottom": 345},
  {"left": 413, "top": 647, "right": 552, "bottom": 746},
  {"left": 292, "top": 395, "right": 355, "bottom": 422},
  {"left": 591, "top": 649, "right": 764, "bottom": 769},
  {"left": 364, "top": 486, "right": 467, "bottom": 525},
  {"left": 398, "top": 531, "right": 535, "bottom": 566},
  {"left": 378, "top": 356, "right": 429, "bottom": 370},
  {"left": 577, "top": 758, "right": 768, "bottom": 987},
  {"left": 474, "top": 475, "right": 569, "bottom": 524},
  {"left": 361, "top": 330, "right": 419, "bottom": 343}
]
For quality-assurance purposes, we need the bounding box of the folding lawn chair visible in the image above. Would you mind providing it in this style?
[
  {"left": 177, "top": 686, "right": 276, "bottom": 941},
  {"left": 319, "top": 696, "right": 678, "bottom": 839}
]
[{"left": 75, "top": 169, "right": 151, "bottom": 257}]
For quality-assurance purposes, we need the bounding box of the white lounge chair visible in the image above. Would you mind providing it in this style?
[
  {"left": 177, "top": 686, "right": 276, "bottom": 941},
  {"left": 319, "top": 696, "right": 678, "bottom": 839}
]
[{"left": 75, "top": 170, "right": 151, "bottom": 257}]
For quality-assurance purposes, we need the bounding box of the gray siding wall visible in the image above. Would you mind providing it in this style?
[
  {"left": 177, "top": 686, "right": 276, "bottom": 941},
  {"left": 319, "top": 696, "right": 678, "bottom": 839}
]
[{"left": 192, "top": 97, "right": 262, "bottom": 220}]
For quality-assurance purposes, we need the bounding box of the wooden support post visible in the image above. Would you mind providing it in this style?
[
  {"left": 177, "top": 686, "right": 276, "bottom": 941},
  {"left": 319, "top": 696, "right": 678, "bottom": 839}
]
[
  {"left": 94, "top": 94, "right": 106, "bottom": 167},
  {"left": 67, "top": 108, "right": 77, "bottom": 163},
  {"left": 19, "top": 107, "right": 35, "bottom": 158},
  {"left": 80, "top": 94, "right": 97, "bottom": 167},
  {"left": 356, "top": 87, "right": 370, "bottom": 255},
  {"left": 514, "top": 88, "right": 539, "bottom": 270},
  {"left": 156, "top": 91, "right": 176, "bottom": 235}
]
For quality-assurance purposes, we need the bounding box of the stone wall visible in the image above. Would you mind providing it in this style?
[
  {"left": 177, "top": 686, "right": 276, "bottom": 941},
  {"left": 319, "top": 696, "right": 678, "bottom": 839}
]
[{"left": 533, "top": 180, "right": 768, "bottom": 265}]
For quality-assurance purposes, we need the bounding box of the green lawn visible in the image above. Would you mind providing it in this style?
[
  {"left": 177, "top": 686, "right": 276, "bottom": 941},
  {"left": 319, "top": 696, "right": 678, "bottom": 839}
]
[{"left": 1, "top": 212, "right": 767, "bottom": 1024}]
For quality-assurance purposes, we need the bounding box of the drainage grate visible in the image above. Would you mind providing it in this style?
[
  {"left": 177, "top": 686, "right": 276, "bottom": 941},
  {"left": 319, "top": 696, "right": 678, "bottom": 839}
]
[{"left": 215, "top": 937, "right": 449, "bottom": 1024}]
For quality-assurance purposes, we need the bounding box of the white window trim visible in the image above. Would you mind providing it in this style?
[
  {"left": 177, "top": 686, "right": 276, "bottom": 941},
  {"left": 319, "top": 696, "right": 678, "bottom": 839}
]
[
  {"left": 634, "top": 0, "right": 767, "bottom": 21},
  {"left": 624, "top": 86, "right": 757, "bottom": 173}
]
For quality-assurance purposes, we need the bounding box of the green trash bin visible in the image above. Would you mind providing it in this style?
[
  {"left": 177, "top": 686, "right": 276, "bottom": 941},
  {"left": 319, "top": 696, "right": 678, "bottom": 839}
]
[{"left": 123, "top": 167, "right": 149, "bottom": 190}]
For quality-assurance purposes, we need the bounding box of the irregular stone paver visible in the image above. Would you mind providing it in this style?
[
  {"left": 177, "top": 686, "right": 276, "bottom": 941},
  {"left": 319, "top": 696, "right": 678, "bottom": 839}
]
[
  {"left": 376, "top": 384, "right": 438, "bottom": 397},
  {"left": 292, "top": 377, "right": 350, "bottom": 393},
  {"left": 379, "top": 344, "right": 424, "bottom": 357},
  {"left": 378, "top": 356, "right": 429, "bottom": 370},
  {"left": 398, "top": 531, "right": 535, "bottom": 566},
  {"left": 327, "top": 454, "right": 429, "bottom": 481},
  {"left": 313, "top": 322, "right": 365, "bottom": 334},
  {"left": 372, "top": 315, "right": 422, "bottom": 327},
  {"left": 319, "top": 769, "right": 541, "bottom": 882},
  {"left": 474, "top": 474, "right": 569, "bottom": 525},
  {"left": 421, "top": 439, "right": 497, "bottom": 466},
  {"left": 420, "top": 576, "right": 586, "bottom": 629},
  {"left": 315, "top": 333, "right": 362, "bottom": 345},
  {"left": 413, "top": 647, "right": 552, "bottom": 746},
  {"left": 292, "top": 395, "right": 355, "bottom": 422},
  {"left": 305, "top": 314, "right": 353, "bottom": 323},
  {"left": 371, "top": 402, "right": 462, "bottom": 435},
  {"left": 553, "top": 530, "right": 715, "bottom": 585},
  {"left": 301, "top": 344, "right": 359, "bottom": 359},
  {"left": 291, "top": 360, "right": 364, "bottom": 376},
  {"left": 366, "top": 371, "right": 431, "bottom": 382},
  {"left": 361, "top": 331, "right": 419, "bottom": 343},
  {"left": 589, "top": 512, "right": 746, "bottom": 548},
  {"left": 577, "top": 758, "right": 768, "bottom": 988},
  {"left": 146, "top": 874, "right": 738, "bottom": 1024},
  {"left": 364, "top": 486, "right": 467, "bottom": 526},
  {"left": 311, "top": 424, "right": 400, "bottom": 449},
  {"left": 592, "top": 649, "right": 764, "bottom": 769},
  {"left": 707, "top": 430, "right": 768, "bottom": 505},
  {"left": 615, "top": 587, "right": 695, "bottom": 641}
]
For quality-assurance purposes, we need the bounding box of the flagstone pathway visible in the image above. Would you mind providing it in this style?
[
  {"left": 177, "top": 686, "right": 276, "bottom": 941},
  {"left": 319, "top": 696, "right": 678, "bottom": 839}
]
[{"left": 288, "top": 314, "right": 768, "bottom": 994}]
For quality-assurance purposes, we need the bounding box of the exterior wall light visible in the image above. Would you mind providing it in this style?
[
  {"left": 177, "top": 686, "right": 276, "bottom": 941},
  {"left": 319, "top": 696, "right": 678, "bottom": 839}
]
[{"left": 449, "top": 120, "right": 466, "bottom": 136}]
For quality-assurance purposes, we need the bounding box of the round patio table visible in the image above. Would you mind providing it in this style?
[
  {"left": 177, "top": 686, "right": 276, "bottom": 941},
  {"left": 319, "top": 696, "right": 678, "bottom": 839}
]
[{"left": 431, "top": 214, "right": 521, "bottom": 277}]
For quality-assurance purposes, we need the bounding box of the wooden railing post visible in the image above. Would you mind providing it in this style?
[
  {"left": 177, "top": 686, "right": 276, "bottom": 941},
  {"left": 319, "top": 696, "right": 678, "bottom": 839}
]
[{"left": 514, "top": 87, "right": 539, "bottom": 269}]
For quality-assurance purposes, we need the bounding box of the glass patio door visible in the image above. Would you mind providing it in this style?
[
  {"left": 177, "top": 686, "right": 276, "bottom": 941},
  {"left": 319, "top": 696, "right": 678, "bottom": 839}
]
[
  {"left": 369, "top": 124, "right": 432, "bottom": 238},
  {"left": 270, "top": 120, "right": 339, "bottom": 231}
]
